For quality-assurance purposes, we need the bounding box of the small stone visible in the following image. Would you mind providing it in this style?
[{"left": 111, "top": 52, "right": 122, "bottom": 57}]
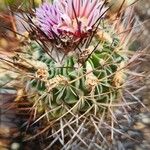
[
  {"left": 134, "top": 122, "right": 145, "bottom": 130},
  {"left": 127, "top": 130, "right": 143, "bottom": 139},
  {"left": 11, "top": 143, "right": 20, "bottom": 150},
  {"left": 142, "top": 117, "right": 150, "bottom": 124},
  {"left": 135, "top": 147, "right": 143, "bottom": 150}
]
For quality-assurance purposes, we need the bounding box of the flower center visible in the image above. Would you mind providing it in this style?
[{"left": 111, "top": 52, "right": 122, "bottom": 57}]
[{"left": 72, "top": 17, "right": 88, "bottom": 33}]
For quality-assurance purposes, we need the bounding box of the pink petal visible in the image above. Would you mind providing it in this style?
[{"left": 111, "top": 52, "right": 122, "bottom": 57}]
[{"left": 80, "top": 0, "right": 89, "bottom": 17}]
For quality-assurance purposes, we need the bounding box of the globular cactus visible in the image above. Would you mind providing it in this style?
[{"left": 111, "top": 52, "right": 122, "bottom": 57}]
[{"left": 0, "top": 0, "right": 143, "bottom": 149}]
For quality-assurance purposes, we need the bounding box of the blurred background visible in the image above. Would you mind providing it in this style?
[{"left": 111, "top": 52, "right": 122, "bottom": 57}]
[{"left": 0, "top": 0, "right": 150, "bottom": 150}]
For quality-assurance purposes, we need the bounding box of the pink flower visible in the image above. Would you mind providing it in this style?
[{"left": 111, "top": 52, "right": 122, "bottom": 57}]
[
  {"left": 36, "top": 0, "right": 107, "bottom": 39},
  {"left": 58, "top": 0, "right": 106, "bottom": 37},
  {"left": 35, "top": 2, "right": 62, "bottom": 38}
]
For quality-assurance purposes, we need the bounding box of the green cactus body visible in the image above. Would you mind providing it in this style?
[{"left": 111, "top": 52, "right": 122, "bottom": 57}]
[
  {"left": 0, "top": 0, "right": 140, "bottom": 149},
  {"left": 13, "top": 31, "right": 126, "bottom": 120}
]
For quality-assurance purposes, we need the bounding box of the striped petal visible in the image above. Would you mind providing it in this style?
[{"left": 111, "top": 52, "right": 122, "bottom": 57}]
[{"left": 36, "top": 0, "right": 107, "bottom": 39}]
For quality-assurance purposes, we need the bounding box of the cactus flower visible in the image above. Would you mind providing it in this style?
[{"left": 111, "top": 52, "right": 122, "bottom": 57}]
[
  {"left": 36, "top": 0, "right": 107, "bottom": 39},
  {"left": 35, "top": 2, "right": 62, "bottom": 38}
]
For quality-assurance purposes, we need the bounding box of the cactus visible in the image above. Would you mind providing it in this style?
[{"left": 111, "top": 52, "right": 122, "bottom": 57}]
[{"left": 0, "top": 0, "right": 143, "bottom": 149}]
